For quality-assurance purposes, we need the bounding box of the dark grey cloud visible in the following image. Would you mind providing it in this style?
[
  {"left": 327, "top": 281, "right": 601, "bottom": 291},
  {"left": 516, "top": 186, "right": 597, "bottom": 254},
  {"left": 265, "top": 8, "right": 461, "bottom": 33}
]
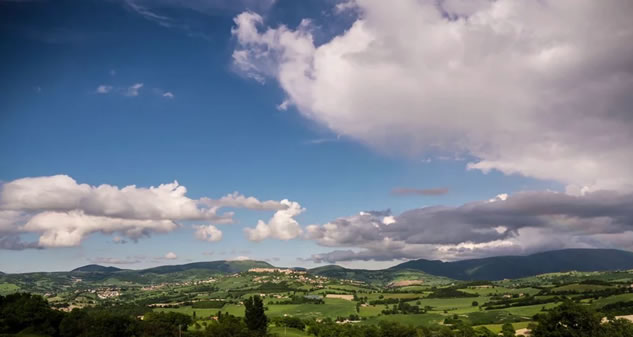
[
  {"left": 391, "top": 187, "right": 449, "bottom": 196},
  {"left": 0, "top": 235, "right": 41, "bottom": 250},
  {"left": 389, "top": 190, "right": 633, "bottom": 245},
  {"left": 305, "top": 190, "right": 633, "bottom": 263}
]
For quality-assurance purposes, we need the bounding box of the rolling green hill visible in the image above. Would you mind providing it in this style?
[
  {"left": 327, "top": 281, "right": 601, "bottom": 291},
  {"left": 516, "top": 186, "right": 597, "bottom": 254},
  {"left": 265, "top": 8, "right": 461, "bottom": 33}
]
[
  {"left": 391, "top": 249, "right": 633, "bottom": 280},
  {"left": 72, "top": 264, "right": 123, "bottom": 273},
  {"left": 0, "top": 260, "right": 279, "bottom": 294},
  {"left": 137, "top": 260, "right": 273, "bottom": 275},
  {"left": 308, "top": 265, "right": 452, "bottom": 286},
  {"left": 3, "top": 249, "right": 633, "bottom": 290}
]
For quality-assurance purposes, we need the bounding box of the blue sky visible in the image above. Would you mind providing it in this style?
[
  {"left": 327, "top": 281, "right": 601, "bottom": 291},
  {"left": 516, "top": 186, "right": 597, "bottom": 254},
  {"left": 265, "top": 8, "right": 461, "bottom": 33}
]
[{"left": 1, "top": 0, "right": 631, "bottom": 273}]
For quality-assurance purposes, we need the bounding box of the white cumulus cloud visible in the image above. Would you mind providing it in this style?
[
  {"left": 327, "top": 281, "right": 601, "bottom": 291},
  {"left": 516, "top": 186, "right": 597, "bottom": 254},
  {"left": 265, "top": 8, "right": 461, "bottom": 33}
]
[
  {"left": 22, "top": 211, "right": 178, "bottom": 248},
  {"left": 244, "top": 199, "right": 304, "bottom": 241},
  {"left": 194, "top": 224, "right": 223, "bottom": 242},
  {"left": 0, "top": 175, "right": 298, "bottom": 249},
  {"left": 231, "top": 0, "right": 633, "bottom": 193}
]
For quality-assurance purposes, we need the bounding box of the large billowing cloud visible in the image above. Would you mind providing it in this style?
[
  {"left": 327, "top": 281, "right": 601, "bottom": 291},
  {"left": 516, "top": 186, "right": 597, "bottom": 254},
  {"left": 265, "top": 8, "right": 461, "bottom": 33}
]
[
  {"left": 232, "top": 0, "right": 633, "bottom": 193},
  {"left": 0, "top": 175, "right": 297, "bottom": 248},
  {"left": 306, "top": 190, "right": 633, "bottom": 263},
  {"left": 244, "top": 199, "right": 304, "bottom": 241},
  {"left": 1, "top": 175, "right": 228, "bottom": 222}
]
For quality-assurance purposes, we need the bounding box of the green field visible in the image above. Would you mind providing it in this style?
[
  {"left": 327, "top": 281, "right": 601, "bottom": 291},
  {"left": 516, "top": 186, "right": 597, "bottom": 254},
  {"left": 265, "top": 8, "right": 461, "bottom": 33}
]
[
  {"left": 461, "top": 286, "right": 540, "bottom": 296},
  {"left": 591, "top": 293, "right": 633, "bottom": 307},
  {"left": 363, "top": 313, "right": 445, "bottom": 326},
  {"left": 0, "top": 283, "right": 20, "bottom": 295},
  {"left": 157, "top": 298, "right": 357, "bottom": 320},
  {"left": 551, "top": 284, "right": 613, "bottom": 292},
  {"left": 475, "top": 321, "right": 532, "bottom": 333}
]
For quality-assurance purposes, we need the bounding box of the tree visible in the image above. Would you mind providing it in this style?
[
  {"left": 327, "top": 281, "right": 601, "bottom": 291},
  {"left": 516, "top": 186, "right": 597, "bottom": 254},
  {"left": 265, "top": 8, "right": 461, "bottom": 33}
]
[
  {"left": 602, "top": 318, "right": 633, "bottom": 337},
  {"left": 472, "top": 301, "right": 479, "bottom": 307},
  {"left": 501, "top": 322, "right": 515, "bottom": 337},
  {"left": 474, "top": 327, "right": 498, "bottom": 337},
  {"left": 244, "top": 295, "right": 268, "bottom": 336},
  {"left": 59, "top": 309, "right": 89, "bottom": 337},
  {"left": 0, "top": 293, "right": 64, "bottom": 336},
  {"left": 142, "top": 311, "right": 192, "bottom": 337},
  {"left": 531, "top": 301, "right": 603, "bottom": 337},
  {"left": 437, "top": 325, "right": 456, "bottom": 337},
  {"left": 205, "top": 313, "right": 253, "bottom": 337}
]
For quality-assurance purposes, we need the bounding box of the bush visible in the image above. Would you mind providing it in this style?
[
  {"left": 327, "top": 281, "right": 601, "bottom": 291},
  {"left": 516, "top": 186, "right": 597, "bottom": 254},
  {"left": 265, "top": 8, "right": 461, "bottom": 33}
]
[{"left": 192, "top": 300, "right": 226, "bottom": 309}]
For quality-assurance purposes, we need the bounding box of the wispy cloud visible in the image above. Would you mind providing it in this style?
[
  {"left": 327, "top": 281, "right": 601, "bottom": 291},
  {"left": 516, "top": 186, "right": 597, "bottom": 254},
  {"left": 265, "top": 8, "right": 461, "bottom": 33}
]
[
  {"left": 97, "top": 83, "right": 174, "bottom": 98},
  {"left": 153, "top": 88, "right": 175, "bottom": 99},
  {"left": 230, "top": 255, "right": 251, "bottom": 261},
  {"left": 125, "top": 83, "right": 143, "bottom": 97},
  {"left": 124, "top": 0, "right": 174, "bottom": 29},
  {"left": 277, "top": 99, "right": 291, "bottom": 110},
  {"left": 95, "top": 85, "right": 113, "bottom": 94},
  {"left": 112, "top": 236, "right": 127, "bottom": 244},
  {"left": 304, "top": 135, "right": 341, "bottom": 145},
  {"left": 391, "top": 187, "right": 449, "bottom": 196}
]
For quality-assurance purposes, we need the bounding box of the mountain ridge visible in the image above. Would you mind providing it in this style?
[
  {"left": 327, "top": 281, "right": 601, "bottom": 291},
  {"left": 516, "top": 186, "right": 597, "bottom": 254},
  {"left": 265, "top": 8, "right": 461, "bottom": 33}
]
[
  {"left": 69, "top": 260, "right": 274, "bottom": 275},
  {"left": 8, "top": 249, "right": 633, "bottom": 281},
  {"left": 71, "top": 264, "right": 124, "bottom": 273},
  {"left": 390, "top": 248, "right": 633, "bottom": 280}
]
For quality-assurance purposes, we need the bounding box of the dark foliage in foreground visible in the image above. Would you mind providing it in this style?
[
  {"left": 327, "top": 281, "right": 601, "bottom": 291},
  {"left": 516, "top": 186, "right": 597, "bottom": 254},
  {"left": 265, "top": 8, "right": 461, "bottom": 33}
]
[{"left": 3, "top": 293, "right": 633, "bottom": 337}]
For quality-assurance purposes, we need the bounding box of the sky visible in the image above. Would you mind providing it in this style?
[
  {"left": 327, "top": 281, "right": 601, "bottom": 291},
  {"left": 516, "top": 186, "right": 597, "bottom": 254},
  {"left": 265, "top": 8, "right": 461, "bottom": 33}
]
[{"left": 1, "top": 0, "right": 632, "bottom": 273}]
